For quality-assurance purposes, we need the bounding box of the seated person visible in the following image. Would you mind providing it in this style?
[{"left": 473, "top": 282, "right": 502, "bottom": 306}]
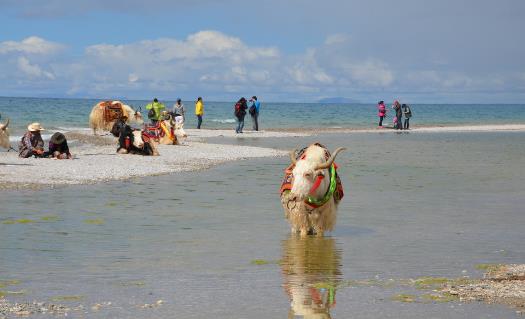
[
  {"left": 19, "top": 122, "right": 45, "bottom": 158},
  {"left": 47, "top": 132, "right": 72, "bottom": 159}
]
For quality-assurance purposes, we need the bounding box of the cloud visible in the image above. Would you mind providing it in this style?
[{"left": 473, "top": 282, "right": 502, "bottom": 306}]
[
  {"left": 0, "top": 31, "right": 523, "bottom": 102},
  {"left": 0, "top": 36, "right": 65, "bottom": 55},
  {"left": 17, "top": 56, "right": 55, "bottom": 79}
]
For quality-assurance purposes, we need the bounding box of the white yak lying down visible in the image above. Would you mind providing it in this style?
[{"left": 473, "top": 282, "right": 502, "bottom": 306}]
[
  {"left": 0, "top": 116, "right": 10, "bottom": 149},
  {"left": 89, "top": 100, "right": 142, "bottom": 135},
  {"left": 280, "top": 143, "right": 346, "bottom": 237}
]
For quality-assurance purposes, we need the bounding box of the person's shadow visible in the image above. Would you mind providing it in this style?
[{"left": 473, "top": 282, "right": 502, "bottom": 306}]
[{"left": 280, "top": 235, "right": 343, "bottom": 319}]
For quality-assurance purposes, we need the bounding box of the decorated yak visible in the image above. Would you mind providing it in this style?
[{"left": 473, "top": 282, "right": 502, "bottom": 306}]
[
  {"left": 0, "top": 115, "right": 10, "bottom": 150},
  {"left": 142, "top": 112, "right": 187, "bottom": 145},
  {"left": 280, "top": 143, "right": 345, "bottom": 236},
  {"left": 111, "top": 119, "right": 159, "bottom": 156},
  {"left": 130, "top": 130, "right": 159, "bottom": 156},
  {"left": 89, "top": 100, "right": 142, "bottom": 135}
]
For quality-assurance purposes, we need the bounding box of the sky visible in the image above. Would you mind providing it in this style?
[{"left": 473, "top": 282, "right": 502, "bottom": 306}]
[{"left": 0, "top": 0, "right": 524, "bottom": 103}]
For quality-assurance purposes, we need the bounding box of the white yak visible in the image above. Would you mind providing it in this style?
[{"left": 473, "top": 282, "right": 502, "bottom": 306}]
[
  {"left": 89, "top": 100, "right": 142, "bottom": 135},
  {"left": 280, "top": 144, "right": 345, "bottom": 237}
]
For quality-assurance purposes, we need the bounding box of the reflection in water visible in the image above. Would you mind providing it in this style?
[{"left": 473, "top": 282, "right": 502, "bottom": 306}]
[{"left": 281, "top": 236, "right": 343, "bottom": 319}]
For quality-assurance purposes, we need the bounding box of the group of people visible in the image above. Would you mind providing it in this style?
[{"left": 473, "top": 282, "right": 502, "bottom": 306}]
[
  {"left": 377, "top": 100, "right": 412, "bottom": 130},
  {"left": 233, "top": 96, "right": 260, "bottom": 133},
  {"left": 18, "top": 123, "right": 72, "bottom": 159},
  {"left": 144, "top": 96, "right": 261, "bottom": 133},
  {"left": 145, "top": 97, "right": 202, "bottom": 129}
]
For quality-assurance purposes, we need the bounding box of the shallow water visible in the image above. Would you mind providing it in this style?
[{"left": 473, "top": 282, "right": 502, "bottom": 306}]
[{"left": 1, "top": 132, "right": 524, "bottom": 318}]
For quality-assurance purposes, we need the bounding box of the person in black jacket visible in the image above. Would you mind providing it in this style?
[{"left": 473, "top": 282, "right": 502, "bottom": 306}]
[
  {"left": 234, "top": 97, "right": 248, "bottom": 134},
  {"left": 392, "top": 100, "right": 403, "bottom": 130}
]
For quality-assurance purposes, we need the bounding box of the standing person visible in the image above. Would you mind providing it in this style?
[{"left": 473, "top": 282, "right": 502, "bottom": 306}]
[
  {"left": 377, "top": 100, "right": 387, "bottom": 127},
  {"left": 249, "top": 96, "right": 260, "bottom": 131},
  {"left": 172, "top": 98, "right": 185, "bottom": 122},
  {"left": 195, "top": 97, "right": 204, "bottom": 129},
  {"left": 234, "top": 97, "right": 248, "bottom": 134},
  {"left": 402, "top": 104, "right": 412, "bottom": 129},
  {"left": 18, "top": 122, "right": 45, "bottom": 158},
  {"left": 392, "top": 100, "right": 403, "bottom": 130},
  {"left": 47, "top": 132, "right": 72, "bottom": 159},
  {"left": 146, "top": 98, "right": 165, "bottom": 124}
]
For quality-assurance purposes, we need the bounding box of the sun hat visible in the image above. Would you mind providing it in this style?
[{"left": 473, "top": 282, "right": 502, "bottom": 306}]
[
  {"left": 27, "top": 122, "right": 45, "bottom": 132},
  {"left": 50, "top": 132, "right": 66, "bottom": 144}
]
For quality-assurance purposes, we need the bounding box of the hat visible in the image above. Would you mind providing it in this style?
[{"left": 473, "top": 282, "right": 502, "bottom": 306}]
[
  {"left": 27, "top": 122, "right": 45, "bottom": 132},
  {"left": 50, "top": 132, "right": 66, "bottom": 144}
]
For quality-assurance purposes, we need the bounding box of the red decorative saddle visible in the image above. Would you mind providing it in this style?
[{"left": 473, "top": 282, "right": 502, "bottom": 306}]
[{"left": 99, "top": 101, "right": 124, "bottom": 123}]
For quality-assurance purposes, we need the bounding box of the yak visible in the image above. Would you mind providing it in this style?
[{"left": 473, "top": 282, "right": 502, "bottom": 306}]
[
  {"left": 280, "top": 143, "right": 345, "bottom": 237},
  {"left": 0, "top": 116, "right": 10, "bottom": 150},
  {"left": 89, "top": 100, "right": 142, "bottom": 135}
]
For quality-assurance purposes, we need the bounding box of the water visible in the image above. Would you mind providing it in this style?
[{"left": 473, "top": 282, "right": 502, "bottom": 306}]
[
  {"left": 1, "top": 97, "right": 524, "bottom": 138},
  {"left": 1, "top": 132, "right": 524, "bottom": 318}
]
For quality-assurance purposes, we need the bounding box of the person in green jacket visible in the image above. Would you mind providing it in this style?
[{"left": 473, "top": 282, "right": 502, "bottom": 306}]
[{"left": 146, "top": 98, "right": 166, "bottom": 124}]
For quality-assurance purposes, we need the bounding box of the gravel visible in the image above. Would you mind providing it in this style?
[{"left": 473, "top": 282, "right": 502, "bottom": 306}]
[{"left": 0, "top": 129, "right": 287, "bottom": 189}]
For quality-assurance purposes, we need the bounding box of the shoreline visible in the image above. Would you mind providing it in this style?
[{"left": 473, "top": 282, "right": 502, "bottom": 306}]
[
  {"left": 266, "top": 123, "right": 525, "bottom": 134},
  {"left": 2, "top": 124, "right": 525, "bottom": 190},
  {"left": 6, "top": 123, "right": 525, "bottom": 142}
]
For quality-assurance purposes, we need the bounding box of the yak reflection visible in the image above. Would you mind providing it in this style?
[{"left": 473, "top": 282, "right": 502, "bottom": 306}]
[{"left": 281, "top": 236, "right": 342, "bottom": 319}]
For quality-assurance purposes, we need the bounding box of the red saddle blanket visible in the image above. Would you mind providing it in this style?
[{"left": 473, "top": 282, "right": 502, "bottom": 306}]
[
  {"left": 99, "top": 101, "right": 124, "bottom": 123},
  {"left": 143, "top": 122, "right": 175, "bottom": 142}
]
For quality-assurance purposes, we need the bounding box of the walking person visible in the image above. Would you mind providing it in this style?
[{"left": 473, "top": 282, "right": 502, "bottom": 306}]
[
  {"left": 234, "top": 97, "right": 248, "bottom": 133},
  {"left": 377, "top": 100, "right": 387, "bottom": 127},
  {"left": 249, "top": 96, "right": 260, "bottom": 131},
  {"left": 402, "top": 104, "right": 412, "bottom": 129},
  {"left": 195, "top": 97, "right": 204, "bottom": 129},
  {"left": 392, "top": 100, "right": 403, "bottom": 130},
  {"left": 145, "top": 98, "right": 165, "bottom": 124}
]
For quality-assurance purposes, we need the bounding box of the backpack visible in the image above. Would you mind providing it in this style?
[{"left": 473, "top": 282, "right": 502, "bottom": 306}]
[
  {"left": 234, "top": 102, "right": 240, "bottom": 115},
  {"left": 147, "top": 108, "right": 156, "bottom": 119},
  {"left": 404, "top": 106, "right": 412, "bottom": 118}
]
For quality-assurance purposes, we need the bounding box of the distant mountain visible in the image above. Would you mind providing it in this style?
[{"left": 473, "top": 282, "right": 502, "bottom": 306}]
[{"left": 317, "top": 97, "right": 361, "bottom": 104}]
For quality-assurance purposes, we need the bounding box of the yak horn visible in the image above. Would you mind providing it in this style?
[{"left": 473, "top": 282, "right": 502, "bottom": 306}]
[
  {"left": 0, "top": 118, "right": 9, "bottom": 130},
  {"left": 289, "top": 149, "right": 298, "bottom": 165},
  {"left": 315, "top": 147, "right": 346, "bottom": 170}
]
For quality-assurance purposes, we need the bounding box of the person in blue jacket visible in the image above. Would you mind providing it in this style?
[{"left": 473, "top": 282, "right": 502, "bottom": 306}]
[{"left": 249, "top": 96, "right": 261, "bottom": 131}]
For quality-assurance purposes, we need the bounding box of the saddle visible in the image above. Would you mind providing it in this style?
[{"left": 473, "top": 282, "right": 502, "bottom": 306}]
[
  {"left": 143, "top": 121, "right": 176, "bottom": 142},
  {"left": 99, "top": 101, "right": 124, "bottom": 123}
]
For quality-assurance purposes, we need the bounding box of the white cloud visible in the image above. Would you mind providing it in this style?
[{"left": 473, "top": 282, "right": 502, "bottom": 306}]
[
  {"left": 17, "top": 56, "right": 55, "bottom": 79},
  {"left": 0, "top": 31, "right": 522, "bottom": 102},
  {"left": 0, "top": 36, "right": 64, "bottom": 55}
]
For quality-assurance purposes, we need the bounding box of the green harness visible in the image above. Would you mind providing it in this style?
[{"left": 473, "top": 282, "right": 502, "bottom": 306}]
[{"left": 305, "top": 164, "right": 337, "bottom": 208}]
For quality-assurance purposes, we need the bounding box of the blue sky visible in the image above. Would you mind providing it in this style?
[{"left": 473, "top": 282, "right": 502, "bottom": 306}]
[{"left": 1, "top": 0, "right": 524, "bottom": 102}]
